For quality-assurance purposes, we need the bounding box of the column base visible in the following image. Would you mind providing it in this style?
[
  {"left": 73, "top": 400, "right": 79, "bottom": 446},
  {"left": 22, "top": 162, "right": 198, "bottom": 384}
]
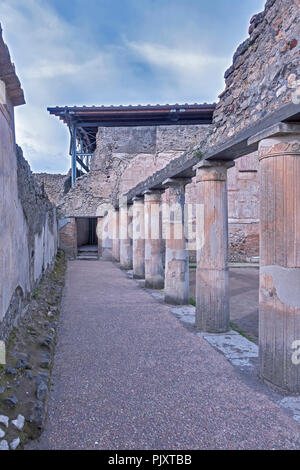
[
  {"left": 102, "top": 248, "right": 113, "bottom": 260},
  {"left": 133, "top": 273, "right": 144, "bottom": 279},
  {"left": 120, "top": 264, "right": 133, "bottom": 270},
  {"left": 145, "top": 277, "right": 164, "bottom": 290},
  {"left": 259, "top": 303, "right": 300, "bottom": 394},
  {"left": 195, "top": 268, "right": 230, "bottom": 333},
  {"left": 164, "top": 294, "right": 189, "bottom": 305}
]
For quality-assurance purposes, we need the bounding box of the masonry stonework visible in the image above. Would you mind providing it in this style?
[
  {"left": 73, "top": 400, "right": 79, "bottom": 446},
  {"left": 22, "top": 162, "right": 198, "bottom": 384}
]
[
  {"left": 210, "top": 0, "right": 300, "bottom": 148},
  {"left": 0, "top": 28, "right": 58, "bottom": 340}
]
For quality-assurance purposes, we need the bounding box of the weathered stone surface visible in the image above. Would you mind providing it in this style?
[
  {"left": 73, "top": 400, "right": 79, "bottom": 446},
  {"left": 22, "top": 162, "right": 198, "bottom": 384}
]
[
  {"left": 195, "top": 162, "right": 231, "bottom": 333},
  {"left": 210, "top": 0, "right": 300, "bottom": 148},
  {"left": 258, "top": 130, "right": 300, "bottom": 393},
  {"left": 36, "top": 381, "right": 48, "bottom": 401},
  {"left": 10, "top": 437, "right": 20, "bottom": 450},
  {"left": 132, "top": 198, "right": 145, "bottom": 279},
  {"left": 0, "top": 415, "right": 9, "bottom": 428},
  {"left": 3, "top": 396, "right": 18, "bottom": 408},
  {"left": 0, "top": 101, "right": 57, "bottom": 340},
  {"left": 144, "top": 191, "right": 164, "bottom": 289},
  {"left": 34, "top": 172, "right": 69, "bottom": 206},
  {"left": 12, "top": 414, "right": 25, "bottom": 430},
  {"left": 57, "top": 124, "right": 208, "bottom": 220},
  {"left": 163, "top": 180, "right": 190, "bottom": 305},
  {"left": 119, "top": 202, "right": 133, "bottom": 270},
  {"left": 111, "top": 209, "right": 120, "bottom": 262},
  {"left": 0, "top": 439, "right": 9, "bottom": 450}
]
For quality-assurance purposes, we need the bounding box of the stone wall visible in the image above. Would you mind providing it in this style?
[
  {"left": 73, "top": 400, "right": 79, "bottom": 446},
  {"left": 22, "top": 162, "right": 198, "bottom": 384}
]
[
  {"left": 0, "top": 84, "right": 57, "bottom": 340},
  {"left": 227, "top": 153, "right": 259, "bottom": 261},
  {"left": 210, "top": 0, "right": 300, "bottom": 148},
  {"left": 183, "top": 152, "right": 259, "bottom": 262},
  {"left": 57, "top": 124, "right": 210, "bottom": 219},
  {"left": 34, "top": 172, "right": 69, "bottom": 206}
]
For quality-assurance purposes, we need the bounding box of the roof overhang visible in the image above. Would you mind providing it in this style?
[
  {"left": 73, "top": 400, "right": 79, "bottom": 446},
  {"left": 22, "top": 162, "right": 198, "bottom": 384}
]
[
  {"left": 47, "top": 103, "right": 216, "bottom": 128},
  {"left": 0, "top": 24, "right": 25, "bottom": 107}
]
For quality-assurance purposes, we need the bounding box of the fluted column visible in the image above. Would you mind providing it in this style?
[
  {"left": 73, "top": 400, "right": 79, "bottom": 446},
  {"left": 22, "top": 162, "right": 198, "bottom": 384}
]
[
  {"left": 111, "top": 208, "right": 120, "bottom": 262},
  {"left": 250, "top": 123, "right": 300, "bottom": 392},
  {"left": 119, "top": 198, "right": 133, "bottom": 270},
  {"left": 195, "top": 160, "right": 233, "bottom": 333},
  {"left": 96, "top": 218, "right": 103, "bottom": 258},
  {"left": 144, "top": 190, "right": 164, "bottom": 289},
  {"left": 102, "top": 213, "right": 113, "bottom": 260},
  {"left": 163, "top": 178, "right": 190, "bottom": 304},
  {"left": 132, "top": 196, "right": 145, "bottom": 279}
]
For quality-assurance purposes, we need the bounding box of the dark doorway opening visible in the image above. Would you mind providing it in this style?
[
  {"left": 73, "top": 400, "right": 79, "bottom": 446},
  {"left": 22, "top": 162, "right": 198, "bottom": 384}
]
[{"left": 76, "top": 217, "right": 98, "bottom": 259}]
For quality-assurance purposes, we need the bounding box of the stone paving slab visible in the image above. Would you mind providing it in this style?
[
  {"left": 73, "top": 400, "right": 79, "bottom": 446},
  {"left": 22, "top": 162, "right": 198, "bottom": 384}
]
[{"left": 28, "top": 261, "right": 300, "bottom": 450}]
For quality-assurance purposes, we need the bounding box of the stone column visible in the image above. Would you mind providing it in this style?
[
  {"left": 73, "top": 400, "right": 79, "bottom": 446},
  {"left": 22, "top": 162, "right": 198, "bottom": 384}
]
[
  {"left": 249, "top": 123, "right": 300, "bottom": 393},
  {"left": 119, "top": 198, "right": 133, "bottom": 270},
  {"left": 102, "top": 213, "right": 113, "bottom": 260},
  {"left": 132, "top": 197, "right": 145, "bottom": 278},
  {"left": 96, "top": 218, "right": 103, "bottom": 258},
  {"left": 163, "top": 178, "right": 190, "bottom": 304},
  {"left": 144, "top": 190, "right": 164, "bottom": 289},
  {"left": 195, "top": 160, "right": 233, "bottom": 333},
  {"left": 111, "top": 208, "right": 120, "bottom": 262}
]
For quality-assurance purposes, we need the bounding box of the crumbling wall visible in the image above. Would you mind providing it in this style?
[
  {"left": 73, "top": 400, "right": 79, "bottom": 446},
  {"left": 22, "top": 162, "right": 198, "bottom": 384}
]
[
  {"left": 57, "top": 124, "right": 210, "bottom": 257},
  {"left": 210, "top": 0, "right": 300, "bottom": 147},
  {"left": 34, "top": 172, "right": 69, "bottom": 206},
  {"left": 0, "top": 108, "right": 57, "bottom": 340},
  {"left": 58, "top": 124, "right": 209, "bottom": 219}
]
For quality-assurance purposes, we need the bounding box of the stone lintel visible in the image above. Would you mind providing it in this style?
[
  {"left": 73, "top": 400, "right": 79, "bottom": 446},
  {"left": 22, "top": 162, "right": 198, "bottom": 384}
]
[
  {"left": 162, "top": 177, "right": 192, "bottom": 187},
  {"left": 132, "top": 196, "right": 144, "bottom": 202},
  {"left": 142, "top": 189, "right": 164, "bottom": 196},
  {"left": 248, "top": 122, "right": 300, "bottom": 146},
  {"left": 193, "top": 159, "right": 235, "bottom": 171}
]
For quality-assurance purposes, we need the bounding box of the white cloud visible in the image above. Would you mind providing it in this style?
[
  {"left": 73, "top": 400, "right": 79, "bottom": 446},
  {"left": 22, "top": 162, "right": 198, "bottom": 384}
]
[
  {"left": 128, "top": 41, "right": 226, "bottom": 71},
  {"left": 126, "top": 40, "right": 228, "bottom": 102},
  {"left": 0, "top": 0, "right": 229, "bottom": 173},
  {"left": 0, "top": 0, "right": 120, "bottom": 173}
]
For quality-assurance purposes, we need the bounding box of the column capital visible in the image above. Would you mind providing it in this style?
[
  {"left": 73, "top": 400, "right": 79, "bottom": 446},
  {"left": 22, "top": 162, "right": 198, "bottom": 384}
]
[
  {"left": 143, "top": 189, "right": 164, "bottom": 201},
  {"left": 132, "top": 196, "right": 144, "bottom": 203},
  {"left": 162, "top": 177, "right": 192, "bottom": 188},
  {"left": 195, "top": 160, "right": 234, "bottom": 183},
  {"left": 194, "top": 159, "right": 235, "bottom": 171}
]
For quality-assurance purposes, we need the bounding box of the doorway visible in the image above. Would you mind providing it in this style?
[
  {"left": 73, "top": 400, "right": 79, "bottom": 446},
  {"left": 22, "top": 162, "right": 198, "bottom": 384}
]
[{"left": 76, "top": 217, "right": 98, "bottom": 259}]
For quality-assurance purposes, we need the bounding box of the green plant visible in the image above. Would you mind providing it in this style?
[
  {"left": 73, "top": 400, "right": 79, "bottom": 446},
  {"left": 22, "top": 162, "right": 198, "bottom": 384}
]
[
  {"left": 194, "top": 149, "right": 203, "bottom": 159},
  {"left": 230, "top": 321, "right": 255, "bottom": 343}
]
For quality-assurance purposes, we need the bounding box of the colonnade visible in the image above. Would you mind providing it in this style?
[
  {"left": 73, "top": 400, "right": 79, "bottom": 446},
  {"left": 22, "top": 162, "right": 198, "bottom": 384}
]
[{"left": 103, "top": 124, "right": 300, "bottom": 393}]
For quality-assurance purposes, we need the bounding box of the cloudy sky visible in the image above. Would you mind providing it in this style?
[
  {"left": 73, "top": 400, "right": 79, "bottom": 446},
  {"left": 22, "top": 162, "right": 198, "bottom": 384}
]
[{"left": 1, "top": 0, "right": 265, "bottom": 174}]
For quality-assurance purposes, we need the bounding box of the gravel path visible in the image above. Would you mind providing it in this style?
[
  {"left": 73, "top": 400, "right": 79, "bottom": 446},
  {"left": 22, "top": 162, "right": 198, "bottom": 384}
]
[{"left": 30, "top": 260, "right": 300, "bottom": 450}]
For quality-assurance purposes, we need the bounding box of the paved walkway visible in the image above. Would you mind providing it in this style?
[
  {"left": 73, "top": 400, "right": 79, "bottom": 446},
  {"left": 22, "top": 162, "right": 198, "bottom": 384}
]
[{"left": 31, "top": 261, "right": 300, "bottom": 450}]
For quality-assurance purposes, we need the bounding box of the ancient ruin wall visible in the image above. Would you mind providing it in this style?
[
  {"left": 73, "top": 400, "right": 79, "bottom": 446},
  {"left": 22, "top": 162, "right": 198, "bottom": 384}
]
[
  {"left": 0, "top": 100, "right": 57, "bottom": 340},
  {"left": 58, "top": 124, "right": 210, "bottom": 219},
  {"left": 184, "top": 152, "right": 259, "bottom": 262},
  {"left": 210, "top": 0, "right": 300, "bottom": 148},
  {"left": 34, "top": 172, "right": 69, "bottom": 206}
]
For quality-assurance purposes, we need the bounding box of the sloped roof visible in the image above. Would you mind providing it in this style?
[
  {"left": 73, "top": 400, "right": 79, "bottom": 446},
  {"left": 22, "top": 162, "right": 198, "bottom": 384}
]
[{"left": 0, "top": 24, "right": 25, "bottom": 106}]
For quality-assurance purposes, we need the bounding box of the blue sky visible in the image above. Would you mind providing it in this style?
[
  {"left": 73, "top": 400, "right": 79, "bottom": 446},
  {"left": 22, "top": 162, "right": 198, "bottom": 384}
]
[{"left": 0, "top": 0, "right": 265, "bottom": 174}]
